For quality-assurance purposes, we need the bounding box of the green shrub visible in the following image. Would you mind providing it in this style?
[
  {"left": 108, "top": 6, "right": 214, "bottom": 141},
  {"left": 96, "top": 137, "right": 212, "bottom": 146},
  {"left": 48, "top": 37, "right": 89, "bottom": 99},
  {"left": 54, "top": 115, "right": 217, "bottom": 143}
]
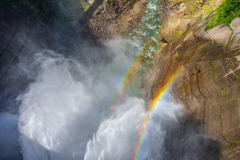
[
  {"left": 198, "top": 14, "right": 202, "bottom": 23},
  {"left": 205, "top": 0, "right": 240, "bottom": 31}
]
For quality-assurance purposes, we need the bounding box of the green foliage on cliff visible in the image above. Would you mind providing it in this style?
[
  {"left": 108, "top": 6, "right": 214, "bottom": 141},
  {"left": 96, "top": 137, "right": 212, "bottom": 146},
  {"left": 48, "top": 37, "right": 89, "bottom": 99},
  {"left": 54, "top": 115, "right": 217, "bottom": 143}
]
[
  {"left": 205, "top": 0, "right": 240, "bottom": 31},
  {"left": 205, "top": 10, "right": 215, "bottom": 20},
  {"left": 197, "top": 14, "right": 202, "bottom": 23}
]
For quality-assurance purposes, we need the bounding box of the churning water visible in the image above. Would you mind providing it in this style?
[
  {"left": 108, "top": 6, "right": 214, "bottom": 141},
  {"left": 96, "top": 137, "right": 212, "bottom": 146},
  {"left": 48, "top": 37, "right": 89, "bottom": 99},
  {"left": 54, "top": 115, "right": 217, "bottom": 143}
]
[
  {"left": 0, "top": 34, "right": 183, "bottom": 160},
  {"left": 21, "top": 39, "right": 178, "bottom": 158},
  {"left": 0, "top": 37, "right": 221, "bottom": 160}
]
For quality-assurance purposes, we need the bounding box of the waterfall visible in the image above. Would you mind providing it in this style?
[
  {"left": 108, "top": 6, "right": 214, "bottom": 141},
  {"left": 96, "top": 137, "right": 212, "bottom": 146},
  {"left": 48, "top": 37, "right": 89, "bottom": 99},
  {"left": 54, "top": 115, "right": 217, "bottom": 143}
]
[
  {"left": 0, "top": 36, "right": 221, "bottom": 160},
  {"left": 13, "top": 46, "right": 181, "bottom": 160}
]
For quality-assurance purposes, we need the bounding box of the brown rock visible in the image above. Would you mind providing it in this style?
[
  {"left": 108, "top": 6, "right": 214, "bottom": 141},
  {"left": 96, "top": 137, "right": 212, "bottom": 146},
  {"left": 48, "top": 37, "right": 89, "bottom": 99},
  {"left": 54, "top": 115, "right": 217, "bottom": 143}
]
[
  {"left": 230, "top": 17, "right": 240, "bottom": 32},
  {"left": 213, "top": 58, "right": 240, "bottom": 88},
  {"left": 226, "top": 30, "right": 240, "bottom": 53},
  {"left": 196, "top": 61, "right": 221, "bottom": 97},
  {"left": 207, "top": 24, "right": 232, "bottom": 40},
  {"left": 183, "top": 31, "right": 198, "bottom": 48},
  {"left": 221, "top": 99, "right": 240, "bottom": 141}
]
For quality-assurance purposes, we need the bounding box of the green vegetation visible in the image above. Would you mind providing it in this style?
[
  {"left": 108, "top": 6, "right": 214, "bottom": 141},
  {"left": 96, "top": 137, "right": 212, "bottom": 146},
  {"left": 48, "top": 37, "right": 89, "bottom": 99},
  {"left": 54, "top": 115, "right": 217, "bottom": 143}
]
[
  {"left": 230, "top": 57, "right": 233, "bottom": 67},
  {"left": 205, "top": 0, "right": 240, "bottom": 31},
  {"left": 225, "top": 32, "right": 233, "bottom": 48},
  {"left": 227, "top": 143, "right": 231, "bottom": 149},
  {"left": 141, "top": 39, "right": 158, "bottom": 67},
  {"left": 196, "top": 0, "right": 219, "bottom": 18},
  {"left": 235, "top": 73, "right": 240, "bottom": 78},
  {"left": 165, "top": 30, "right": 185, "bottom": 42},
  {"left": 83, "top": 4, "right": 91, "bottom": 11},
  {"left": 183, "top": 0, "right": 200, "bottom": 19},
  {"left": 143, "top": 57, "right": 153, "bottom": 67},
  {"left": 176, "top": 31, "right": 182, "bottom": 39},
  {"left": 225, "top": 141, "right": 240, "bottom": 150},
  {"left": 210, "top": 61, "right": 226, "bottom": 91},
  {"left": 176, "top": 51, "right": 179, "bottom": 58},
  {"left": 214, "top": 54, "right": 223, "bottom": 61},
  {"left": 229, "top": 57, "right": 240, "bottom": 79},
  {"left": 225, "top": 42, "right": 229, "bottom": 48},
  {"left": 205, "top": 10, "right": 215, "bottom": 20},
  {"left": 198, "top": 14, "right": 202, "bottom": 23}
]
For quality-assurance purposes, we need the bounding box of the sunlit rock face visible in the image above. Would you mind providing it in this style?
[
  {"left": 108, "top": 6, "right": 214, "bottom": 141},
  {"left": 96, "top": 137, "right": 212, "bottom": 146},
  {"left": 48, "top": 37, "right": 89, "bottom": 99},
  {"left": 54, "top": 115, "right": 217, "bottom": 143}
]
[
  {"left": 148, "top": 15, "right": 240, "bottom": 159},
  {"left": 86, "top": 0, "right": 151, "bottom": 38}
]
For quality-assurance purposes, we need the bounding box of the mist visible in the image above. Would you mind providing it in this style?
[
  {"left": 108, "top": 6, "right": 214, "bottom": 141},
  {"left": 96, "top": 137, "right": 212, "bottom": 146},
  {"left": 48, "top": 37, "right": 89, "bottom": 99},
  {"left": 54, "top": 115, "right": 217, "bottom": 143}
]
[{"left": 0, "top": 24, "right": 221, "bottom": 160}]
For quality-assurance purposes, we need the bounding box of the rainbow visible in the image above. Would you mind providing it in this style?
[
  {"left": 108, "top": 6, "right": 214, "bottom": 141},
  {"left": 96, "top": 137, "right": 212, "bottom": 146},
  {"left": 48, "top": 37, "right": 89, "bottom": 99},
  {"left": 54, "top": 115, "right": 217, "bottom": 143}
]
[
  {"left": 132, "top": 65, "right": 184, "bottom": 160},
  {"left": 110, "top": 42, "right": 147, "bottom": 106},
  {"left": 110, "top": 0, "right": 164, "bottom": 108}
]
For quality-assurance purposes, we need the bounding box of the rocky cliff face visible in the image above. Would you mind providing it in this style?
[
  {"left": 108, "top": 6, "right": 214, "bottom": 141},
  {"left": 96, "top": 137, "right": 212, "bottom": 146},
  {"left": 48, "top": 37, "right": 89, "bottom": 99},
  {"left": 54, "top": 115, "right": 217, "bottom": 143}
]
[
  {"left": 83, "top": 0, "right": 148, "bottom": 38},
  {"left": 146, "top": 13, "right": 240, "bottom": 159}
]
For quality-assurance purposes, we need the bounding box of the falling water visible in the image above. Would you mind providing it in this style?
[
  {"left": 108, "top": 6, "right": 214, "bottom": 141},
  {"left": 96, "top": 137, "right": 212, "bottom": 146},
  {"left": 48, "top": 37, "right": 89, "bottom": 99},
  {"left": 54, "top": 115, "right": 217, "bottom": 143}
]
[
  {"left": 15, "top": 48, "right": 183, "bottom": 160},
  {"left": 0, "top": 36, "right": 220, "bottom": 160}
]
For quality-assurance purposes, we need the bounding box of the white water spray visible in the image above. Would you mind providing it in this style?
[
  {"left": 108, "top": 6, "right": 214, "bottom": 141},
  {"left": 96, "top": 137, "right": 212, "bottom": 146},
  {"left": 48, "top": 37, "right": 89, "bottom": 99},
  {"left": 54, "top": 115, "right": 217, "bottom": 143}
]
[
  {"left": 13, "top": 46, "right": 182, "bottom": 160},
  {"left": 0, "top": 35, "right": 220, "bottom": 160}
]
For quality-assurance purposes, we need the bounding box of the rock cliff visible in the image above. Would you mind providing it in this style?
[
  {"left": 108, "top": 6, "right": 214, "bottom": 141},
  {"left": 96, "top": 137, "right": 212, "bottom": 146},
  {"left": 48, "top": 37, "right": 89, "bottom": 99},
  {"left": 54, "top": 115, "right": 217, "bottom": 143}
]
[
  {"left": 81, "top": 0, "right": 148, "bottom": 38},
  {"left": 146, "top": 13, "right": 240, "bottom": 159}
]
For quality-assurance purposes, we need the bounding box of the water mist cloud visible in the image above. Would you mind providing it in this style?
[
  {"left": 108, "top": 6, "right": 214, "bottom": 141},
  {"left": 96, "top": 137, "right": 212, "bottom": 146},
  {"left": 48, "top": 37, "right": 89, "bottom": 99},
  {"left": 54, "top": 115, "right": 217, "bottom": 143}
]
[
  {"left": 16, "top": 44, "right": 143, "bottom": 160},
  {"left": 84, "top": 98, "right": 146, "bottom": 160},
  {"left": 0, "top": 34, "right": 221, "bottom": 160},
  {"left": 17, "top": 51, "right": 106, "bottom": 160}
]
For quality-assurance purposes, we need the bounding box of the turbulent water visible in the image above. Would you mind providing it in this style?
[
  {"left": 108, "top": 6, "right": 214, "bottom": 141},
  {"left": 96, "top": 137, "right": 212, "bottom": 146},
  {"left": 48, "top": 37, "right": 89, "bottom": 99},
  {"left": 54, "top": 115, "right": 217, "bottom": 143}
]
[
  {"left": 0, "top": 34, "right": 180, "bottom": 159},
  {"left": 0, "top": 36, "right": 221, "bottom": 160}
]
